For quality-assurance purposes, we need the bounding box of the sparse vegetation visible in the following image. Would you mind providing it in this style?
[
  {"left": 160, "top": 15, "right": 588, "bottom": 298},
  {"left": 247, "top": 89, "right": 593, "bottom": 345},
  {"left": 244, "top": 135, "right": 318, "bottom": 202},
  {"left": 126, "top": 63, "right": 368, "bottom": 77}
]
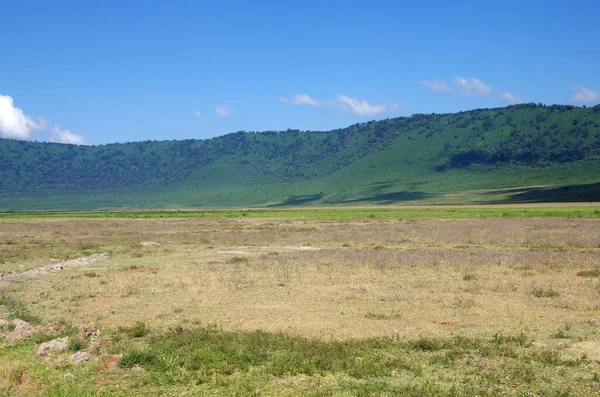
[
  {"left": 0, "top": 294, "right": 42, "bottom": 324},
  {"left": 531, "top": 285, "right": 561, "bottom": 298},
  {"left": 119, "top": 321, "right": 149, "bottom": 338},
  {"left": 1, "top": 212, "right": 599, "bottom": 395}
]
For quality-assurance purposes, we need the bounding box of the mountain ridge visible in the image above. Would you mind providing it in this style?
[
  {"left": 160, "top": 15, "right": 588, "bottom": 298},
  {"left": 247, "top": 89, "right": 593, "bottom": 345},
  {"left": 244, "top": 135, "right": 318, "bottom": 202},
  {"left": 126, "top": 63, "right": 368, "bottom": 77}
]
[{"left": 1, "top": 103, "right": 599, "bottom": 210}]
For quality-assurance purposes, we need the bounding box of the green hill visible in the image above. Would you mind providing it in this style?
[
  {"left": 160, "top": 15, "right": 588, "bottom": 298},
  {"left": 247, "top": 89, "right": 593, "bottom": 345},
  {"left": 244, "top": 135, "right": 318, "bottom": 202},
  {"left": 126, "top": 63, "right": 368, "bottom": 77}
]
[{"left": 1, "top": 103, "right": 600, "bottom": 210}]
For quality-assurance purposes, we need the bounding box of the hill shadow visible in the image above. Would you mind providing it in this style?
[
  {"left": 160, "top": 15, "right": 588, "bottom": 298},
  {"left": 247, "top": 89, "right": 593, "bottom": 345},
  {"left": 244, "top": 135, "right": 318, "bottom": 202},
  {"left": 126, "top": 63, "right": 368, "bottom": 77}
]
[
  {"left": 366, "top": 180, "right": 427, "bottom": 193},
  {"left": 326, "top": 191, "right": 431, "bottom": 205},
  {"left": 485, "top": 182, "right": 600, "bottom": 203},
  {"left": 270, "top": 193, "right": 325, "bottom": 207}
]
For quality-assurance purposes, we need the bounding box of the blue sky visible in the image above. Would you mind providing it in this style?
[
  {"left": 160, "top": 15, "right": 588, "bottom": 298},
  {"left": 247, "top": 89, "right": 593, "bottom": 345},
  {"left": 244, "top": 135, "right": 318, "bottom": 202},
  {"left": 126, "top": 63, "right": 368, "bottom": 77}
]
[{"left": 1, "top": 0, "right": 599, "bottom": 145}]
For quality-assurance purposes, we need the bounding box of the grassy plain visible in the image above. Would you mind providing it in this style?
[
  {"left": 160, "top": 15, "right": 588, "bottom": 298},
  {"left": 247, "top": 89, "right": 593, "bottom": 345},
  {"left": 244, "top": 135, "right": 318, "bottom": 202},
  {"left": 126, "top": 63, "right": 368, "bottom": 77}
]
[
  {"left": 1, "top": 207, "right": 600, "bottom": 395},
  {"left": 2, "top": 204, "right": 600, "bottom": 220}
]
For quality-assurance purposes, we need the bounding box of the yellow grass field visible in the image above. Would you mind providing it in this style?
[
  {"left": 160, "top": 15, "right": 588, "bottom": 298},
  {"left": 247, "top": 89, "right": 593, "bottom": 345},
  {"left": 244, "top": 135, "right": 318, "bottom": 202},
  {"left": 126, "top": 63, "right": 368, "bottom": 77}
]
[{"left": 1, "top": 215, "right": 600, "bottom": 395}]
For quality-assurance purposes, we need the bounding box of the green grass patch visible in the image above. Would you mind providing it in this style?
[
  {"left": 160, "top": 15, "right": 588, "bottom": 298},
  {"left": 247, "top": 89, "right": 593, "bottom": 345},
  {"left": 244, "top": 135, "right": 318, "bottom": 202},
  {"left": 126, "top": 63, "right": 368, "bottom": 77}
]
[
  {"left": 112, "top": 326, "right": 593, "bottom": 395},
  {"left": 1, "top": 206, "right": 600, "bottom": 220},
  {"left": 577, "top": 269, "right": 600, "bottom": 278},
  {"left": 0, "top": 323, "right": 596, "bottom": 395},
  {"left": 119, "top": 321, "right": 150, "bottom": 338}
]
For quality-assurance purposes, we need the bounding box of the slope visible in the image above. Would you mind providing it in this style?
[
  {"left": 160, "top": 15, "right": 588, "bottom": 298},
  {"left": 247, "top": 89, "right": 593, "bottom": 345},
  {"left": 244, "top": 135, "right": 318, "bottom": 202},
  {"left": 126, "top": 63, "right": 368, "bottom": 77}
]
[{"left": 0, "top": 103, "right": 599, "bottom": 210}]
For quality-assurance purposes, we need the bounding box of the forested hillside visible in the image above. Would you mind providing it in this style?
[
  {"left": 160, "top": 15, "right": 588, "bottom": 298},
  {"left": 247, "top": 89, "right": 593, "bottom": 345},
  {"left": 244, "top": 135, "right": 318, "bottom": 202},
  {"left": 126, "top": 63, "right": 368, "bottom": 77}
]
[{"left": 1, "top": 103, "right": 599, "bottom": 209}]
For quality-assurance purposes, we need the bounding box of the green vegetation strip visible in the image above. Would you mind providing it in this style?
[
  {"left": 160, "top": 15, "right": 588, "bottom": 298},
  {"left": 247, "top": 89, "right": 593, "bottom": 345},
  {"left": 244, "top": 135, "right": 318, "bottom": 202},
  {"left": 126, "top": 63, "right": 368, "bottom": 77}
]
[
  {"left": 112, "top": 326, "right": 593, "bottom": 395},
  {"left": 1, "top": 206, "right": 600, "bottom": 220}
]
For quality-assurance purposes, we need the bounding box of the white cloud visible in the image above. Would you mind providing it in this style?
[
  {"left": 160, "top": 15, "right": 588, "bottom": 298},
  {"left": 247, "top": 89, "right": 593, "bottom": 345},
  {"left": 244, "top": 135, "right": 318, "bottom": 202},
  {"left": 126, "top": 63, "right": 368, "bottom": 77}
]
[
  {"left": 278, "top": 94, "right": 321, "bottom": 106},
  {"left": 454, "top": 76, "right": 492, "bottom": 97},
  {"left": 215, "top": 105, "right": 235, "bottom": 117},
  {"left": 192, "top": 109, "right": 203, "bottom": 120},
  {"left": 49, "top": 126, "right": 84, "bottom": 145},
  {"left": 572, "top": 86, "right": 599, "bottom": 104},
  {"left": 499, "top": 92, "right": 523, "bottom": 104},
  {"left": 330, "top": 95, "right": 394, "bottom": 116},
  {"left": 0, "top": 94, "right": 42, "bottom": 140},
  {"left": 420, "top": 80, "right": 452, "bottom": 93}
]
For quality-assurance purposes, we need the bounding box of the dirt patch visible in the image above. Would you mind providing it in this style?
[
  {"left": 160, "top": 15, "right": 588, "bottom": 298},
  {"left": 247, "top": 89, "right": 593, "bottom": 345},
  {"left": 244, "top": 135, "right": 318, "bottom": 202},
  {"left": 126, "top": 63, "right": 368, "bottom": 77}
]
[
  {"left": 0, "top": 254, "right": 108, "bottom": 284},
  {"left": 100, "top": 355, "right": 122, "bottom": 372},
  {"left": 283, "top": 246, "right": 322, "bottom": 251},
  {"left": 139, "top": 241, "right": 160, "bottom": 247}
]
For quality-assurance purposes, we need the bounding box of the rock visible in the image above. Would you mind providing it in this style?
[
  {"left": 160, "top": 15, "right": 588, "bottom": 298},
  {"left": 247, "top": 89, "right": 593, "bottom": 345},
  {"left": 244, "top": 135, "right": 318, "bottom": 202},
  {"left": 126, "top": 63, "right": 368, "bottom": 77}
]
[
  {"left": 63, "top": 372, "right": 74, "bottom": 378},
  {"left": 70, "top": 351, "right": 91, "bottom": 364},
  {"left": 5, "top": 319, "right": 39, "bottom": 343},
  {"left": 0, "top": 319, "right": 10, "bottom": 328},
  {"left": 100, "top": 355, "right": 122, "bottom": 372},
  {"left": 36, "top": 337, "right": 69, "bottom": 358},
  {"left": 83, "top": 325, "right": 100, "bottom": 340},
  {"left": 11, "top": 319, "right": 36, "bottom": 332}
]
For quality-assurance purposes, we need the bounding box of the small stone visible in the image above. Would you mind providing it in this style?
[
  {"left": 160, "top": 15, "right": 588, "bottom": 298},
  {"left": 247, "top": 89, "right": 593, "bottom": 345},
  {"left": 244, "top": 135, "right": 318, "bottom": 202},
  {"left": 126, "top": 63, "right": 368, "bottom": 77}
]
[
  {"left": 63, "top": 372, "right": 74, "bottom": 378},
  {"left": 36, "top": 337, "right": 69, "bottom": 358},
  {"left": 83, "top": 325, "right": 101, "bottom": 340},
  {"left": 70, "top": 351, "right": 91, "bottom": 364}
]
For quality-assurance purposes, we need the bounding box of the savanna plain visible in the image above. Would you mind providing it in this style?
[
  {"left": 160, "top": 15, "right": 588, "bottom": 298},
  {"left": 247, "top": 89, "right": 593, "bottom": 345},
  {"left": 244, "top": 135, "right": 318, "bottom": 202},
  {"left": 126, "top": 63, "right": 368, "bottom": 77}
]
[{"left": 1, "top": 207, "right": 600, "bottom": 396}]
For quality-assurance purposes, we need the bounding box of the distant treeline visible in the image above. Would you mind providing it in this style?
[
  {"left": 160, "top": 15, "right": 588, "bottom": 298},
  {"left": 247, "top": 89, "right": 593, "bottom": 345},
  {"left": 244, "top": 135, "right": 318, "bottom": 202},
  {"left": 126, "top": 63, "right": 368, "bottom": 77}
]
[{"left": 1, "top": 103, "right": 599, "bottom": 197}]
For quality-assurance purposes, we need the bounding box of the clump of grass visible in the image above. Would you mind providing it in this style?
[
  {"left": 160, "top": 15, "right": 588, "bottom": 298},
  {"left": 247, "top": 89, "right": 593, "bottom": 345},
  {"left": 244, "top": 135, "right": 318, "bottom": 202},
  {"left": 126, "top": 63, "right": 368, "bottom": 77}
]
[
  {"left": 0, "top": 322, "right": 15, "bottom": 332},
  {"left": 84, "top": 271, "right": 99, "bottom": 278},
  {"left": 228, "top": 256, "right": 248, "bottom": 264},
  {"left": 492, "top": 333, "right": 530, "bottom": 347},
  {"left": 453, "top": 297, "right": 475, "bottom": 309},
  {"left": 119, "top": 321, "right": 149, "bottom": 338},
  {"left": 531, "top": 285, "right": 560, "bottom": 298},
  {"left": 69, "top": 337, "right": 89, "bottom": 352},
  {"left": 0, "top": 294, "right": 42, "bottom": 324},
  {"left": 364, "top": 312, "right": 401, "bottom": 320},
  {"left": 121, "top": 286, "right": 141, "bottom": 298},
  {"left": 462, "top": 273, "right": 477, "bottom": 281},
  {"left": 408, "top": 337, "right": 444, "bottom": 351},
  {"left": 551, "top": 329, "right": 570, "bottom": 339},
  {"left": 130, "top": 251, "right": 144, "bottom": 258},
  {"left": 121, "top": 326, "right": 429, "bottom": 378},
  {"left": 576, "top": 270, "right": 600, "bottom": 278},
  {"left": 169, "top": 324, "right": 185, "bottom": 335}
]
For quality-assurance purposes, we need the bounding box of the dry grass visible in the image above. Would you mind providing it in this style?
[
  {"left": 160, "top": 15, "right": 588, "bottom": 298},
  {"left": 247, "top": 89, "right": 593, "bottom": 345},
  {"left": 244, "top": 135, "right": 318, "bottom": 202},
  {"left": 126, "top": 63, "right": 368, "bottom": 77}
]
[
  {"left": 2, "top": 218, "right": 599, "bottom": 347},
  {"left": 2, "top": 216, "right": 600, "bottom": 395}
]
